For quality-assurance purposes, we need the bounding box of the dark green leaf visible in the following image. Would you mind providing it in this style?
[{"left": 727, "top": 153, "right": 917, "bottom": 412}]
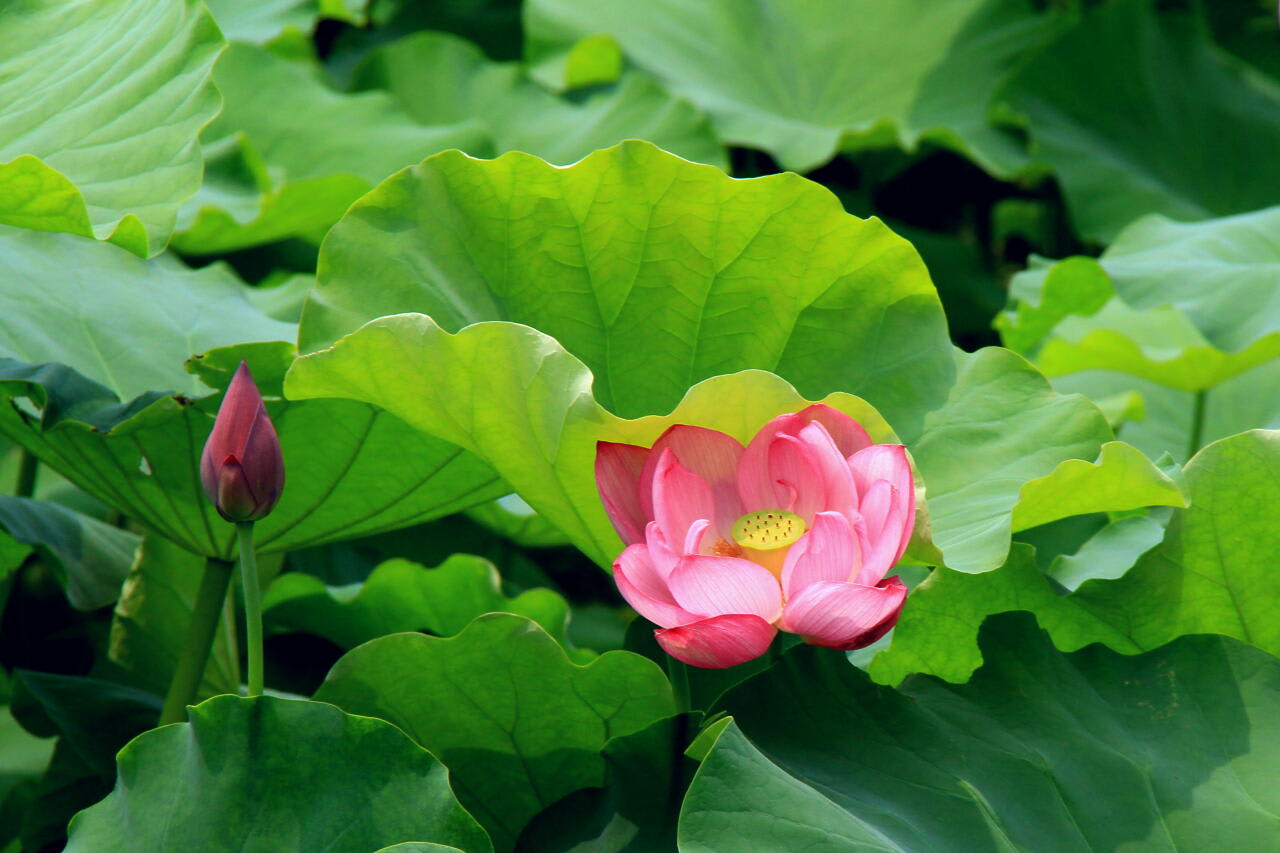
[
  {"left": 1005, "top": 0, "right": 1280, "bottom": 241},
  {"left": 682, "top": 612, "right": 1280, "bottom": 852},
  {"left": 315, "top": 613, "right": 675, "bottom": 851},
  {"left": 65, "top": 695, "right": 492, "bottom": 853}
]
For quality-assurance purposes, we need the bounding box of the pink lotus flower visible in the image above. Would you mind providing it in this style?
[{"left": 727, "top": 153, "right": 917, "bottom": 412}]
[{"left": 596, "top": 405, "right": 915, "bottom": 668}]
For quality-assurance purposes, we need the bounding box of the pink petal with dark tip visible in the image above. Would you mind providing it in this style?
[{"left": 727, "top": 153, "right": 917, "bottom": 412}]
[
  {"left": 655, "top": 614, "right": 777, "bottom": 668},
  {"left": 780, "top": 577, "right": 907, "bottom": 650},
  {"left": 595, "top": 441, "right": 651, "bottom": 545}
]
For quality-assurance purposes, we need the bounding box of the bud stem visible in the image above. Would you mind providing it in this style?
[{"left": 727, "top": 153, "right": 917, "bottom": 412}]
[
  {"left": 160, "top": 557, "right": 235, "bottom": 725},
  {"left": 237, "top": 521, "right": 264, "bottom": 697}
]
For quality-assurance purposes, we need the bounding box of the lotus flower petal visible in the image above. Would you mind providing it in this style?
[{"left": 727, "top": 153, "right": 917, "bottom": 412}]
[
  {"left": 655, "top": 614, "right": 777, "bottom": 668},
  {"left": 614, "top": 544, "right": 697, "bottom": 629},
  {"left": 668, "top": 555, "right": 783, "bottom": 621},
  {"left": 796, "top": 422, "right": 856, "bottom": 521},
  {"left": 780, "top": 577, "right": 907, "bottom": 650},
  {"left": 639, "top": 425, "right": 744, "bottom": 537},
  {"left": 794, "top": 404, "right": 873, "bottom": 457},
  {"left": 849, "top": 444, "right": 915, "bottom": 559},
  {"left": 595, "top": 441, "right": 650, "bottom": 544},
  {"left": 652, "top": 449, "right": 716, "bottom": 547},
  {"left": 781, "top": 511, "right": 862, "bottom": 599}
]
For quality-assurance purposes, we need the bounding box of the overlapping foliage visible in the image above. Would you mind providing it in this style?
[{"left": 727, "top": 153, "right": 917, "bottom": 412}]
[{"left": 1, "top": 0, "right": 1278, "bottom": 851}]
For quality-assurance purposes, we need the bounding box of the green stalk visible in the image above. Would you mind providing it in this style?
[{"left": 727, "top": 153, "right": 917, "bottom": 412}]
[
  {"left": 1188, "top": 389, "right": 1208, "bottom": 460},
  {"left": 160, "top": 557, "right": 235, "bottom": 725},
  {"left": 666, "top": 655, "right": 690, "bottom": 714},
  {"left": 14, "top": 450, "right": 37, "bottom": 498},
  {"left": 237, "top": 521, "right": 264, "bottom": 697},
  {"left": 223, "top": 581, "right": 241, "bottom": 688}
]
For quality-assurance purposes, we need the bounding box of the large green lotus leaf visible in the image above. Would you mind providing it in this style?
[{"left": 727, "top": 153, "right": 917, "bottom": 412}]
[
  {"left": 64, "top": 695, "right": 492, "bottom": 853},
  {"left": 174, "top": 43, "right": 490, "bottom": 255},
  {"left": 681, "top": 612, "right": 1280, "bottom": 852},
  {"left": 1003, "top": 0, "right": 1280, "bottom": 242},
  {"left": 289, "top": 321, "right": 1114, "bottom": 573},
  {"left": 1009, "top": 440, "right": 1184, "bottom": 532},
  {"left": 0, "top": 0, "right": 223, "bottom": 256},
  {"left": 871, "top": 430, "right": 1280, "bottom": 685},
  {"left": 352, "top": 32, "right": 725, "bottom": 168},
  {"left": 0, "top": 227, "right": 295, "bottom": 401},
  {"left": 109, "top": 536, "right": 239, "bottom": 699},
  {"left": 1001, "top": 207, "right": 1280, "bottom": 390},
  {"left": 262, "top": 555, "right": 574, "bottom": 652},
  {"left": 0, "top": 230, "right": 504, "bottom": 559},
  {"left": 0, "top": 495, "right": 138, "bottom": 611},
  {"left": 290, "top": 143, "right": 1123, "bottom": 572},
  {"left": 204, "top": 0, "right": 362, "bottom": 44},
  {"left": 909, "top": 347, "right": 1112, "bottom": 571},
  {"left": 314, "top": 614, "right": 674, "bottom": 852},
  {"left": 524, "top": 0, "right": 1061, "bottom": 174},
  {"left": 299, "top": 142, "right": 955, "bottom": 432},
  {"left": 1054, "top": 359, "right": 1280, "bottom": 467}
]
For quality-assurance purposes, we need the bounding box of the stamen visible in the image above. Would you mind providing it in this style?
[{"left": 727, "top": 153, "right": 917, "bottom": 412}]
[{"left": 711, "top": 538, "right": 744, "bottom": 558}]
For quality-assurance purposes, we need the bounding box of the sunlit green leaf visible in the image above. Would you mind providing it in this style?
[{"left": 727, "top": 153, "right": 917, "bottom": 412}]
[
  {"left": 871, "top": 430, "right": 1280, "bottom": 684},
  {"left": 1010, "top": 440, "right": 1184, "bottom": 532},
  {"left": 0, "top": 0, "right": 223, "bottom": 255},
  {"left": 290, "top": 143, "right": 1119, "bottom": 573},
  {"left": 1002, "top": 207, "right": 1280, "bottom": 391}
]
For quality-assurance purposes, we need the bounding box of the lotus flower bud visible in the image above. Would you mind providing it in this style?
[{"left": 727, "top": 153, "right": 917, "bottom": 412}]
[{"left": 200, "top": 361, "right": 284, "bottom": 522}]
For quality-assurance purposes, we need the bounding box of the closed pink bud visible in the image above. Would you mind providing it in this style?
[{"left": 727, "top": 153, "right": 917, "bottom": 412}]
[{"left": 200, "top": 361, "right": 284, "bottom": 522}]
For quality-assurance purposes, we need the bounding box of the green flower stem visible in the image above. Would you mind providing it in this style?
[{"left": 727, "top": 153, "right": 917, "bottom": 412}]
[
  {"left": 160, "top": 557, "right": 235, "bottom": 725},
  {"left": 666, "top": 656, "right": 690, "bottom": 714},
  {"left": 222, "top": 581, "right": 241, "bottom": 687},
  {"left": 237, "top": 521, "right": 264, "bottom": 697},
  {"left": 1187, "top": 389, "right": 1208, "bottom": 460},
  {"left": 14, "top": 449, "right": 37, "bottom": 498}
]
